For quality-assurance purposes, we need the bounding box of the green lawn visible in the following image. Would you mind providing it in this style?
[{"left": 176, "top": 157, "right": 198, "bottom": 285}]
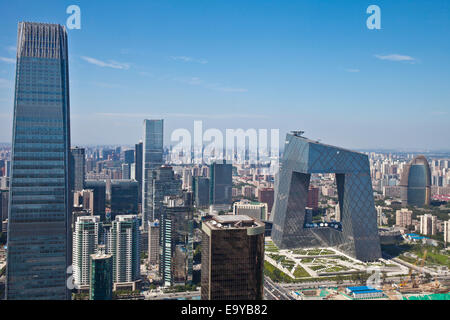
[
  {"left": 292, "top": 249, "right": 308, "bottom": 255},
  {"left": 310, "top": 265, "right": 326, "bottom": 271},
  {"left": 306, "top": 249, "right": 323, "bottom": 256},
  {"left": 293, "top": 265, "right": 310, "bottom": 278},
  {"left": 322, "top": 265, "right": 349, "bottom": 273},
  {"left": 264, "top": 261, "right": 294, "bottom": 282},
  {"left": 319, "top": 249, "right": 335, "bottom": 255}
]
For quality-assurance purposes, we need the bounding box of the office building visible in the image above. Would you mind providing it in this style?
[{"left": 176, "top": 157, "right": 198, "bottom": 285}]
[
  {"left": 110, "top": 180, "right": 138, "bottom": 220},
  {"left": 209, "top": 162, "right": 232, "bottom": 208},
  {"left": 6, "top": 22, "right": 72, "bottom": 300},
  {"left": 149, "top": 166, "right": 182, "bottom": 221},
  {"left": 89, "top": 246, "right": 113, "bottom": 300},
  {"left": 148, "top": 221, "right": 160, "bottom": 265},
  {"left": 201, "top": 215, "right": 265, "bottom": 300},
  {"left": 3, "top": 160, "right": 11, "bottom": 177},
  {"left": 233, "top": 200, "right": 268, "bottom": 221},
  {"left": 242, "top": 185, "right": 255, "bottom": 199},
  {"left": 134, "top": 142, "right": 143, "bottom": 203},
  {"left": 182, "top": 168, "right": 193, "bottom": 191},
  {"left": 193, "top": 177, "right": 209, "bottom": 208},
  {"left": 74, "top": 189, "right": 95, "bottom": 214},
  {"left": 419, "top": 214, "right": 437, "bottom": 236},
  {"left": 307, "top": 187, "right": 319, "bottom": 210},
  {"left": 444, "top": 221, "right": 450, "bottom": 244},
  {"left": 400, "top": 155, "right": 431, "bottom": 207},
  {"left": 0, "top": 189, "right": 8, "bottom": 221},
  {"left": 159, "top": 196, "right": 194, "bottom": 286},
  {"left": 271, "top": 132, "right": 381, "bottom": 261},
  {"left": 111, "top": 215, "right": 140, "bottom": 290},
  {"left": 85, "top": 180, "right": 106, "bottom": 220},
  {"left": 257, "top": 187, "right": 274, "bottom": 213},
  {"left": 121, "top": 163, "right": 130, "bottom": 180},
  {"left": 396, "top": 208, "right": 413, "bottom": 228},
  {"left": 73, "top": 216, "right": 101, "bottom": 288},
  {"left": 142, "top": 120, "right": 164, "bottom": 227},
  {"left": 124, "top": 149, "right": 134, "bottom": 165},
  {"left": 71, "top": 147, "right": 85, "bottom": 192}
]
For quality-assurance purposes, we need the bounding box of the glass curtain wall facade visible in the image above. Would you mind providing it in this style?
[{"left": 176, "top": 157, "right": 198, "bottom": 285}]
[
  {"left": 400, "top": 155, "right": 431, "bottom": 207},
  {"left": 6, "top": 22, "right": 71, "bottom": 300},
  {"left": 159, "top": 198, "right": 194, "bottom": 286},
  {"left": 142, "top": 120, "right": 163, "bottom": 227},
  {"left": 209, "top": 162, "right": 232, "bottom": 205},
  {"left": 201, "top": 215, "right": 265, "bottom": 300},
  {"left": 70, "top": 147, "right": 85, "bottom": 192},
  {"left": 271, "top": 133, "right": 381, "bottom": 262}
]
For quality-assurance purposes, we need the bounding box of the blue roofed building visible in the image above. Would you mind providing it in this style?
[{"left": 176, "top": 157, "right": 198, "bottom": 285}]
[{"left": 345, "top": 286, "right": 384, "bottom": 299}]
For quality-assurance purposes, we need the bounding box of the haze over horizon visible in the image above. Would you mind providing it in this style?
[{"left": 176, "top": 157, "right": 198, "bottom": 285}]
[{"left": 0, "top": 0, "right": 449, "bottom": 150}]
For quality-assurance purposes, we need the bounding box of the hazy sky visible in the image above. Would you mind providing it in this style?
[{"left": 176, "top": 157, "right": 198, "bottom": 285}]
[{"left": 0, "top": 0, "right": 449, "bottom": 150}]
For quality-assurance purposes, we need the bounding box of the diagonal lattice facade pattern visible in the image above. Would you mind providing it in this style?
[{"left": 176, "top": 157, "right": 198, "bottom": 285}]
[{"left": 271, "top": 133, "right": 381, "bottom": 261}]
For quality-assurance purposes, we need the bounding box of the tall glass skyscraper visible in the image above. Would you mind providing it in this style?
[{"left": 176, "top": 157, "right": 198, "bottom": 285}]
[
  {"left": 70, "top": 147, "right": 85, "bottom": 192},
  {"left": 400, "top": 155, "right": 431, "bottom": 207},
  {"left": 209, "top": 162, "right": 232, "bottom": 206},
  {"left": 6, "top": 22, "right": 72, "bottom": 300},
  {"left": 134, "top": 141, "right": 143, "bottom": 204},
  {"left": 142, "top": 119, "right": 163, "bottom": 227}
]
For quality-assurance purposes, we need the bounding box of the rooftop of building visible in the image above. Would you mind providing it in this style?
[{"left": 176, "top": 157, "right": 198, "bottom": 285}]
[
  {"left": 203, "top": 214, "right": 264, "bottom": 230},
  {"left": 91, "top": 252, "right": 112, "bottom": 260},
  {"left": 288, "top": 131, "right": 366, "bottom": 156},
  {"left": 346, "top": 286, "right": 382, "bottom": 293}
]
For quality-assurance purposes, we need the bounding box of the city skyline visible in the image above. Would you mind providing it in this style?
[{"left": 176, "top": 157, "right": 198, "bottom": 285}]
[
  {"left": 0, "top": 2, "right": 450, "bottom": 304},
  {"left": 0, "top": 1, "right": 449, "bottom": 150}
]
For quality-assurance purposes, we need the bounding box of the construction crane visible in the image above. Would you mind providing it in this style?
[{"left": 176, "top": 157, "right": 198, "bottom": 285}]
[
  {"left": 412, "top": 250, "right": 428, "bottom": 288},
  {"left": 400, "top": 250, "right": 428, "bottom": 288}
]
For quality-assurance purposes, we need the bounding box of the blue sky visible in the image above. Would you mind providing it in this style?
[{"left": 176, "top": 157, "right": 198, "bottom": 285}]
[{"left": 0, "top": 0, "right": 449, "bottom": 150}]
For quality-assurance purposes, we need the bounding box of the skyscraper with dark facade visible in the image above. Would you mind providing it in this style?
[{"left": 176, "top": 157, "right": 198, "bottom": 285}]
[
  {"left": 110, "top": 180, "right": 138, "bottom": 220},
  {"left": 134, "top": 142, "right": 143, "bottom": 203},
  {"left": 70, "top": 147, "right": 85, "bottom": 192},
  {"left": 90, "top": 249, "right": 113, "bottom": 300},
  {"left": 193, "top": 176, "right": 209, "bottom": 208},
  {"left": 6, "top": 22, "right": 71, "bottom": 299},
  {"left": 257, "top": 187, "right": 274, "bottom": 213},
  {"left": 124, "top": 149, "right": 134, "bottom": 165},
  {"left": 159, "top": 196, "right": 194, "bottom": 286},
  {"left": 400, "top": 155, "right": 431, "bottom": 208},
  {"left": 0, "top": 189, "right": 8, "bottom": 222},
  {"left": 271, "top": 132, "right": 381, "bottom": 262},
  {"left": 201, "top": 215, "right": 265, "bottom": 300},
  {"left": 85, "top": 180, "right": 106, "bottom": 220},
  {"left": 142, "top": 120, "right": 163, "bottom": 227},
  {"left": 150, "top": 166, "right": 182, "bottom": 221},
  {"left": 209, "top": 162, "right": 232, "bottom": 206},
  {"left": 307, "top": 187, "right": 319, "bottom": 210}
]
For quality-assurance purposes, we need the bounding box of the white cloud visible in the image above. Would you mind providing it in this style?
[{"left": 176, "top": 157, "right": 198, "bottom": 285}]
[
  {"left": 80, "top": 56, "right": 130, "bottom": 70},
  {"left": 0, "top": 57, "right": 15, "bottom": 64},
  {"left": 374, "top": 54, "right": 417, "bottom": 63},
  {"left": 345, "top": 68, "right": 360, "bottom": 73},
  {"left": 170, "top": 56, "right": 208, "bottom": 64}
]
